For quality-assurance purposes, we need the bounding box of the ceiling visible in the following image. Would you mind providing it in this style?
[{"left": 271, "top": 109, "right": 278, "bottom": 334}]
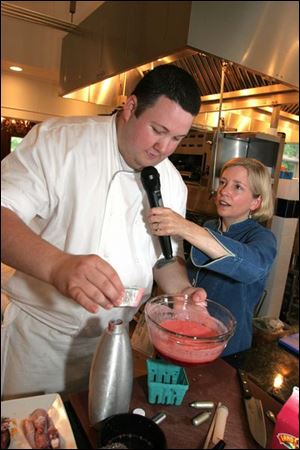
[
  {"left": 1, "top": 1, "right": 105, "bottom": 80},
  {"left": 1, "top": 1, "right": 299, "bottom": 121}
]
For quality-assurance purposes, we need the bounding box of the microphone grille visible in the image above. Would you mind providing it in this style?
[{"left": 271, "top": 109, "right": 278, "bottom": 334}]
[{"left": 141, "top": 166, "right": 160, "bottom": 190}]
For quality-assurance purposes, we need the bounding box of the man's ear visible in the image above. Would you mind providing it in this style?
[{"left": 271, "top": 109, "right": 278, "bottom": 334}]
[{"left": 122, "top": 95, "right": 137, "bottom": 121}]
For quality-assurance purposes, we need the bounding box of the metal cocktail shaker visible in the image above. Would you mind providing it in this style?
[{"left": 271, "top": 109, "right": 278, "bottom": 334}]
[{"left": 88, "top": 319, "right": 133, "bottom": 428}]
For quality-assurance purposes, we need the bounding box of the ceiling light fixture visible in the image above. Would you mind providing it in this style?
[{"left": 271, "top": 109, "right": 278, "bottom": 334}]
[{"left": 9, "top": 66, "right": 23, "bottom": 72}]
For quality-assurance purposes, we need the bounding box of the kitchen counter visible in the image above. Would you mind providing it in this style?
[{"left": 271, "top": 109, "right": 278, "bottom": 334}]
[
  {"left": 223, "top": 324, "right": 299, "bottom": 404},
  {"left": 68, "top": 356, "right": 282, "bottom": 449}
]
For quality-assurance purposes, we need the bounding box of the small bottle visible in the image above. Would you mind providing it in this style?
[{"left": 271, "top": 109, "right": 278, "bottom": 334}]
[
  {"left": 88, "top": 319, "right": 133, "bottom": 428},
  {"left": 271, "top": 386, "right": 299, "bottom": 449}
]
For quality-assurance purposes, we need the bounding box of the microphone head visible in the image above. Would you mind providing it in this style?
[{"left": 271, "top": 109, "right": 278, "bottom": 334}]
[{"left": 141, "top": 166, "right": 160, "bottom": 191}]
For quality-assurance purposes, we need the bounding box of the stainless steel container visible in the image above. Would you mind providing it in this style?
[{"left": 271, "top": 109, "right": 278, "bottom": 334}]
[{"left": 88, "top": 319, "right": 133, "bottom": 428}]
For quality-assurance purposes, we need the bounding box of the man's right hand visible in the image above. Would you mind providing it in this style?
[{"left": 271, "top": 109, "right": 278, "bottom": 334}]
[
  {"left": 49, "top": 253, "right": 125, "bottom": 313},
  {"left": 1, "top": 207, "right": 124, "bottom": 314}
]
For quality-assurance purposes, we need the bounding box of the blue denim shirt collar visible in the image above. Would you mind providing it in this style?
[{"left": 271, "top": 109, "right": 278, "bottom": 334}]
[{"left": 218, "top": 218, "right": 254, "bottom": 235}]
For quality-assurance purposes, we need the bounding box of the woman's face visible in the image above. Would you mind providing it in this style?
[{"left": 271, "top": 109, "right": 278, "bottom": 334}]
[{"left": 215, "top": 165, "right": 262, "bottom": 225}]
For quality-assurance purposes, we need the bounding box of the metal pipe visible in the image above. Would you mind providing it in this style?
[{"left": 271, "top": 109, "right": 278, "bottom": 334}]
[
  {"left": 270, "top": 105, "right": 281, "bottom": 129},
  {"left": 210, "top": 61, "right": 228, "bottom": 195},
  {"left": 122, "top": 72, "right": 127, "bottom": 97}
]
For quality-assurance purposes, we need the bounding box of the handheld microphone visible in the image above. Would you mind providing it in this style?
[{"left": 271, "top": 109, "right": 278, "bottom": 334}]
[{"left": 141, "top": 166, "right": 173, "bottom": 261}]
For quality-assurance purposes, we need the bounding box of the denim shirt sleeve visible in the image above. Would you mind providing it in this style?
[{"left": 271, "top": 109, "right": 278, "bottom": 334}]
[{"left": 190, "top": 227, "right": 277, "bottom": 283}]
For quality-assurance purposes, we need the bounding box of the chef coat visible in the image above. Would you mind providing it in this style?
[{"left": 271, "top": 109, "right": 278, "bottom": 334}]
[{"left": 1, "top": 114, "right": 187, "bottom": 398}]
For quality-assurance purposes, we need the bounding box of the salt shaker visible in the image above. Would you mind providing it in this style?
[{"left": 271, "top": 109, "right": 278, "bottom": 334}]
[{"left": 88, "top": 319, "right": 133, "bottom": 428}]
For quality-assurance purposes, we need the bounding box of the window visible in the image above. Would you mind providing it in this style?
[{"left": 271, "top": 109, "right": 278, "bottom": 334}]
[
  {"left": 282, "top": 143, "right": 299, "bottom": 178},
  {"left": 1, "top": 117, "right": 38, "bottom": 160},
  {"left": 10, "top": 136, "right": 23, "bottom": 152}
]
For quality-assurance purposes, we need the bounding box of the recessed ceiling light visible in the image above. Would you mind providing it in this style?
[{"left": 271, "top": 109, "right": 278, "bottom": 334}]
[{"left": 9, "top": 66, "right": 23, "bottom": 72}]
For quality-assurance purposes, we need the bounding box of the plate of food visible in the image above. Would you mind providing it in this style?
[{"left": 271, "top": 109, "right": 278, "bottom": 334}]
[{"left": 1, "top": 393, "right": 77, "bottom": 449}]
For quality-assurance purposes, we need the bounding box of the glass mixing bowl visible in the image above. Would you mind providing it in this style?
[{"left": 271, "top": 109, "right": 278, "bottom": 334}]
[{"left": 145, "top": 295, "right": 236, "bottom": 366}]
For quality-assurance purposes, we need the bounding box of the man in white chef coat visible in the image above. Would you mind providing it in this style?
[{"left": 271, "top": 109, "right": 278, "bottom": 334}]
[{"left": 1, "top": 64, "right": 206, "bottom": 399}]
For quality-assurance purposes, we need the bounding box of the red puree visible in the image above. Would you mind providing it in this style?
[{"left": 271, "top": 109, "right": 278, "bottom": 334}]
[
  {"left": 161, "top": 319, "right": 218, "bottom": 337},
  {"left": 151, "top": 319, "right": 226, "bottom": 365}
]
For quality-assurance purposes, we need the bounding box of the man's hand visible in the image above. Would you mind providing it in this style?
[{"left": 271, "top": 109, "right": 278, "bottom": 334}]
[
  {"left": 154, "top": 256, "right": 207, "bottom": 304},
  {"left": 181, "top": 286, "right": 207, "bottom": 304},
  {"left": 1, "top": 207, "right": 125, "bottom": 314},
  {"left": 50, "top": 253, "right": 125, "bottom": 313}
]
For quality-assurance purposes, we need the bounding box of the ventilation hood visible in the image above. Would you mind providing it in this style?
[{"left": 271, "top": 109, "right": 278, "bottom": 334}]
[{"left": 60, "top": 1, "right": 299, "bottom": 114}]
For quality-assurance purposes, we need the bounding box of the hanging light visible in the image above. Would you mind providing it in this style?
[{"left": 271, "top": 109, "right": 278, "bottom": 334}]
[{"left": 69, "top": 1, "right": 77, "bottom": 23}]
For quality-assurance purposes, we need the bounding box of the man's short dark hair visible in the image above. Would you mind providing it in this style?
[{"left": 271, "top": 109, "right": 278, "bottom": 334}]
[{"left": 131, "top": 64, "right": 201, "bottom": 117}]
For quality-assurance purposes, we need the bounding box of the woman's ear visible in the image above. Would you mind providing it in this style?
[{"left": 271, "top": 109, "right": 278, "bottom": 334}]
[
  {"left": 251, "top": 195, "right": 262, "bottom": 212},
  {"left": 122, "top": 95, "right": 137, "bottom": 121}
]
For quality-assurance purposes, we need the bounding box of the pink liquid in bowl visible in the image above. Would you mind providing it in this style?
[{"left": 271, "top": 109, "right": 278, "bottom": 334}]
[{"left": 150, "top": 318, "right": 227, "bottom": 366}]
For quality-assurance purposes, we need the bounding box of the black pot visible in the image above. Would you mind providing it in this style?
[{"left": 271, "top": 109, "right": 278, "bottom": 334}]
[{"left": 97, "top": 413, "right": 167, "bottom": 449}]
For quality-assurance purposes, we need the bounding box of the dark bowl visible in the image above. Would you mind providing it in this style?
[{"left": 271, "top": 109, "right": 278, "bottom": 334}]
[{"left": 97, "top": 413, "right": 167, "bottom": 449}]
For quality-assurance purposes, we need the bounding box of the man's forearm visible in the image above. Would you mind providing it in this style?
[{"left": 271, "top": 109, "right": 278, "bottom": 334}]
[
  {"left": 1, "top": 207, "right": 64, "bottom": 284},
  {"left": 153, "top": 256, "right": 193, "bottom": 294}
]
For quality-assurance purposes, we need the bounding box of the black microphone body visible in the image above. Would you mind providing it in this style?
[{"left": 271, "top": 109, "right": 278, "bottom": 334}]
[{"left": 141, "top": 166, "right": 173, "bottom": 260}]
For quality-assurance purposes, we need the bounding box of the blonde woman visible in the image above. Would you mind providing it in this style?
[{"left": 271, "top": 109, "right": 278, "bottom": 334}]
[{"left": 148, "top": 158, "right": 277, "bottom": 356}]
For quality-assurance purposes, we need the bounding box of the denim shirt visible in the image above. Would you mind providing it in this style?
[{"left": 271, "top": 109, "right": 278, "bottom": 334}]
[{"left": 188, "top": 218, "right": 277, "bottom": 356}]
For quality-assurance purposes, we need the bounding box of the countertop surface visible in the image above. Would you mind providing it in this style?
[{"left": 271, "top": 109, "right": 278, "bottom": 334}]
[
  {"left": 65, "top": 323, "right": 299, "bottom": 449},
  {"left": 223, "top": 324, "right": 299, "bottom": 404},
  {"left": 65, "top": 324, "right": 299, "bottom": 449},
  {"left": 68, "top": 357, "right": 282, "bottom": 450}
]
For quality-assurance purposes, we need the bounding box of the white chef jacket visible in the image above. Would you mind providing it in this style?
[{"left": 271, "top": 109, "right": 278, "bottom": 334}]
[{"left": 1, "top": 114, "right": 187, "bottom": 398}]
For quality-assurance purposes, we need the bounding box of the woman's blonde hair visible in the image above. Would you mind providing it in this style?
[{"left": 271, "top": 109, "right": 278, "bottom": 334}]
[{"left": 220, "top": 157, "right": 274, "bottom": 222}]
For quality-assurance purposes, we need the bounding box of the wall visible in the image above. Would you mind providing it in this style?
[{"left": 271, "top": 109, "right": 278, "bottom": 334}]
[
  {"left": 1, "top": 71, "right": 111, "bottom": 122},
  {"left": 1, "top": 1, "right": 107, "bottom": 121},
  {"left": 1, "top": 2, "right": 105, "bottom": 75}
]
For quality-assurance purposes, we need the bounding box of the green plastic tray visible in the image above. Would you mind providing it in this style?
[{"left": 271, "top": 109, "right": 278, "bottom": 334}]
[{"left": 147, "top": 359, "right": 189, "bottom": 406}]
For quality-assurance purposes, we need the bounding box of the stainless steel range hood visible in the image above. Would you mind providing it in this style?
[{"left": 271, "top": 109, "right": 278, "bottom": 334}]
[{"left": 60, "top": 1, "right": 299, "bottom": 109}]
